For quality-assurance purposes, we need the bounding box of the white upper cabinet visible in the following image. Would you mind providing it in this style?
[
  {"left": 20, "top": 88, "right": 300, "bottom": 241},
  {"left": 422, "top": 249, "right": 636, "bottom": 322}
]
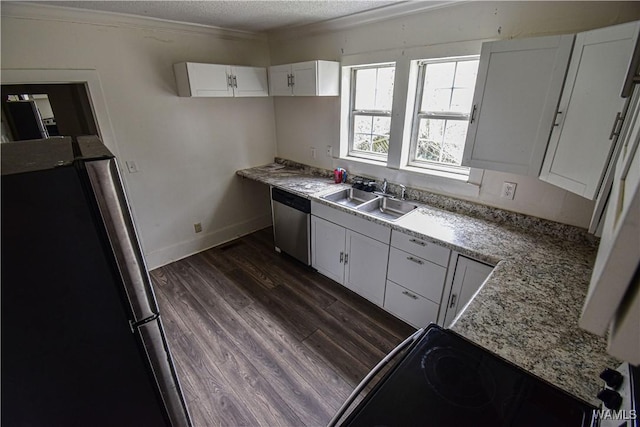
[
  {"left": 173, "top": 62, "right": 268, "bottom": 98},
  {"left": 231, "top": 66, "right": 270, "bottom": 97},
  {"left": 539, "top": 21, "right": 640, "bottom": 200},
  {"left": 462, "top": 35, "right": 574, "bottom": 176},
  {"left": 269, "top": 60, "right": 340, "bottom": 96}
]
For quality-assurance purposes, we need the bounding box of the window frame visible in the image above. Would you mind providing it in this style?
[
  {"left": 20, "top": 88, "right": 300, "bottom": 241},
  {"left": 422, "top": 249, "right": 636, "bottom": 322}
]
[
  {"left": 407, "top": 55, "right": 479, "bottom": 176},
  {"left": 348, "top": 63, "right": 396, "bottom": 162}
]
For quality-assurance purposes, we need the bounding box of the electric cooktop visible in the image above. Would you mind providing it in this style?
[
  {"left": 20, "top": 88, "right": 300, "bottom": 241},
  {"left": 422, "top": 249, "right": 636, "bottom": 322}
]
[{"left": 342, "top": 325, "right": 596, "bottom": 427}]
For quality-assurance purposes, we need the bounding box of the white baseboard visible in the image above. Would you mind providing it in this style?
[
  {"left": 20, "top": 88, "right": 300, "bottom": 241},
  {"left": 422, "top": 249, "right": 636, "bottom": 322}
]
[{"left": 145, "top": 214, "right": 272, "bottom": 270}]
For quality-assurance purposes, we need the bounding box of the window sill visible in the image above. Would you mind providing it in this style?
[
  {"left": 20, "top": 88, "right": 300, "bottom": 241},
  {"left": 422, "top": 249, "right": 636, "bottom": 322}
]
[
  {"left": 402, "top": 164, "right": 469, "bottom": 182},
  {"left": 335, "top": 156, "right": 481, "bottom": 199}
]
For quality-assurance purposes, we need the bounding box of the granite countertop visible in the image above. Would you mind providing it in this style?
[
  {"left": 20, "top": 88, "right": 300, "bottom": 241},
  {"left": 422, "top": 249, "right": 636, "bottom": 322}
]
[{"left": 237, "top": 162, "right": 616, "bottom": 405}]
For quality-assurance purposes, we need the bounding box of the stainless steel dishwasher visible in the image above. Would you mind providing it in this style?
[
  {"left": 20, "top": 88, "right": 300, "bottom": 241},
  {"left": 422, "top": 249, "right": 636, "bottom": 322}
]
[{"left": 271, "top": 187, "right": 311, "bottom": 265}]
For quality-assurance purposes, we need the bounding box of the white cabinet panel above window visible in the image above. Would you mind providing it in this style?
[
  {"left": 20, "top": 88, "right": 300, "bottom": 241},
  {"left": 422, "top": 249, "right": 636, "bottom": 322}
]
[{"left": 461, "top": 34, "right": 574, "bottom": 176}]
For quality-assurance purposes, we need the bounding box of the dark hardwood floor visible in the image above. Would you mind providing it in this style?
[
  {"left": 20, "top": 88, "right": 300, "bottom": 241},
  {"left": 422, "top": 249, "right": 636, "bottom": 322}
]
[{"left": 150, "top": 227, "right": 415, "bottom": 427}]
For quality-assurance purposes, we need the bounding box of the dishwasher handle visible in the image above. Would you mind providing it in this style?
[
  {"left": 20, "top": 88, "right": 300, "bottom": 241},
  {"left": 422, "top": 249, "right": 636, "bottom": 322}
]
[{"left": 271, "top": 187, "right": 311, "bottom": 213}]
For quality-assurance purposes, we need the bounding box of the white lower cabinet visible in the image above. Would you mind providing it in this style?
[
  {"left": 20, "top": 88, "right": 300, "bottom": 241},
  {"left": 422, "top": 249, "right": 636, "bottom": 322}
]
[
  {"left": 311, "top": 215, "right": 389, "bottom": 306},
  {"left": 384, "top": 281, "right": 440, "bottom": 327},
  {"left": 310, "top": 215, "right": 345, "bottom": 284},
  {"left": 387, "top": 247, "right": 448, "bottom": 303},
  {"left": 343, "top": 230, "right": 389, "bottom": 306},
  {"left": 442, "top": 256, "right": 494, "bottom": 327},
  {"left": 310, "top": 204, "right": 494, "bottom": 328},
  {"left": 383, "top": 231, "right": 452, "bottom": 328}
]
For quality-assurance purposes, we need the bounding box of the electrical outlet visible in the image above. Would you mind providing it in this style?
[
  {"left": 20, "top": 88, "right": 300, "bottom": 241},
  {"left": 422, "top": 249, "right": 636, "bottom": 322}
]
[
  {"left": 311, "top": 147, "right": 316, "bottom": 159},
  {"left": 194, "top": 223, "right": 202, "bottom": 233},
  {"left": 326, "top": 145, "right": 333, "bottom": 157},
  {"left": 125, "top": 161, "right": 139, "bottom": 173},
  {"left": 501, "top": 182, "right": 517, "bottom": 200}
]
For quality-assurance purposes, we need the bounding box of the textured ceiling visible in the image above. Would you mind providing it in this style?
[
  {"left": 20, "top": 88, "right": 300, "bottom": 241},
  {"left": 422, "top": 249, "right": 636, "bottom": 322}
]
[{"left": 34, "top": 1, "right": 404, "bottom": 32}]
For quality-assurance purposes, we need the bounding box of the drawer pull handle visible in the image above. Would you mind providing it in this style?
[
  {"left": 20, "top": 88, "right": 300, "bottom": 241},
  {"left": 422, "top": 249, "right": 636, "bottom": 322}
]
[
  {"left": 609, "top": 111, "right": 624, "bottom": 140},
  {"left": 402, "top": 291, "right": 419, "bottom": 300},
  {"left": 407, "top": 256, "right": 424, "bottom": 265},
  {"left": 344, "top": 253, "right": 349, "bottom": 265},
  {"left": 449, "top": 293, "right": 457, "bottom": 308},
  {"left": 409, "top": 238, "right": 426, "bottom": 247},
  {"left": 339, "top": 252, "right": 344, "bottom": 263}
]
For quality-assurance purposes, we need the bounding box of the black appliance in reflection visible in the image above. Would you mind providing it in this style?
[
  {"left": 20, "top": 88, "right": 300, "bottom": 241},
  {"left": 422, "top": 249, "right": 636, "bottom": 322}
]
[
  {"left": 5, "top": 99, "right": 49, "bottom": 140},
  {"left": 333, "top": 325, "right": 597, "bottom": 427},
  {"left": 1, "top": 137, "right": 192, "bottom": 427}
]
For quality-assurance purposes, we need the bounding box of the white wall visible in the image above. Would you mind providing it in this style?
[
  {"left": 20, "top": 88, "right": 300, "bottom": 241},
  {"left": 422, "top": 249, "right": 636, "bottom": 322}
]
[
  {"left": 1, "top": 3, "right": 276, "bottom": 268},
  {"left": 268, "top": 1, "right": 640, "bottom": 228}
]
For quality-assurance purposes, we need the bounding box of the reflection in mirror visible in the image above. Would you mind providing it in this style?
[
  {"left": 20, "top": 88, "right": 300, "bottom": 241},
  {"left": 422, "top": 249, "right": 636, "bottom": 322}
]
[{"left": 2, "top": 94, "right": 59, "bottom": 142}]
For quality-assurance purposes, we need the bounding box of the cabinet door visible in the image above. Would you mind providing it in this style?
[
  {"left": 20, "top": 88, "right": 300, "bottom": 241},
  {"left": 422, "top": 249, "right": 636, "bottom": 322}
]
[
  {"left": 311, "top": 216, "right": 345, "bottom": 284},
  {"left": 343, "top": 230, "right": 389, "bottom": 306},
  {"left": 231, "top": 66, "right": 268, "bottom": 97},
  {"left": 186, "top": 63, "right": 233, "bottom": 97},
  {"left": 539, "top": 21, "right": 640, "bottom": 200},
  {"left": 291, "top": 61, "right": 318, "bottom": 96},
  {"left": 269, "top": 64, "right": 293, "bottom": 96},
  {"left": 462, "top": 35, "right": 574, "bottom": 175},
  {"left": 443, "top": 256, "right": 493, "bottom": 327},
  {"left": 580, "top": 84, "right": 640, "bottom": 337}
]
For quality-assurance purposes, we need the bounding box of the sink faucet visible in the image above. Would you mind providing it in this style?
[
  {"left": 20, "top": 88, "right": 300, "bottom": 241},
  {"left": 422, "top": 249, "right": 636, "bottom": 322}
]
[
  {"left": 381, "top": 179, "right": 388, "bottom": 194},
  {"left": 399, "top": 184, "right": 406, "bottom": 200}
]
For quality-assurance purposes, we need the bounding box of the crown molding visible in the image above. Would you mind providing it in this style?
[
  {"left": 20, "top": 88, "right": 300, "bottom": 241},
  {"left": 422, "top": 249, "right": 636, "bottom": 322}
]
[
  {"left": 267, "top": 1, "right": 464, "bottom": 41},
  {"left": 1, "top": 2, "right": 268, "bottom": 42}
]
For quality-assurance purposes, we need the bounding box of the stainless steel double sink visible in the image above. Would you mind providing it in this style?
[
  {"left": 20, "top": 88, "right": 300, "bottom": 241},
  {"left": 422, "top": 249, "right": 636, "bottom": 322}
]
[{"left": 321, "top": 188, "right": 418, "bottom": 221}]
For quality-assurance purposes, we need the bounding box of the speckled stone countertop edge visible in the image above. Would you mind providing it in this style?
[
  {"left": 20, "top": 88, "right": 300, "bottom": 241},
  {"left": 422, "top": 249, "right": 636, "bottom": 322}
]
[{"left": 235, "top": 162, "right": 616, "bottom": 405}]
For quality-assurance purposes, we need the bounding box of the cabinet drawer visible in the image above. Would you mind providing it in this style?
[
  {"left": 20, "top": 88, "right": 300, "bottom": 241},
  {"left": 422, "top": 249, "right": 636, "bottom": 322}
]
[
  {"left": 311, "top": 200, "right": 391, "bottom": 244},
  {"left": 387, "top": 247, "right": 447, "bottom": 302},
  {"left": 390, "top": 230, "right": 450, "bottom": 267},
  {"left": 384, "top": 281, "right": 439, "bottom": 328}
]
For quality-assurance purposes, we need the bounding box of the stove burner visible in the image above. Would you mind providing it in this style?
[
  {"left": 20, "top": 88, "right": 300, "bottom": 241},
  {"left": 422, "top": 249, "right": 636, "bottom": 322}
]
[{"left": 421, "top": 346, "right": 497, "bottom": 408}]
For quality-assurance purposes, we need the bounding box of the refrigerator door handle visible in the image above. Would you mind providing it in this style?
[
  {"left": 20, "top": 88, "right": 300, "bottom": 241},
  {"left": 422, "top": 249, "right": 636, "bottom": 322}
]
[
  {"left": 129, "top": 313, "right": 160, "bottom": 332},
  {"left": 84, "top": 158, "right": 159, "bottom": 321},
  {"left": 138, "top": 318, "right": 192, "bottom": 427}
]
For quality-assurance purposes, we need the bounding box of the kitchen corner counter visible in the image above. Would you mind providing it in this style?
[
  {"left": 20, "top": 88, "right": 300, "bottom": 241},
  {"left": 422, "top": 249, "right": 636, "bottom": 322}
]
[{"left": 236, "top": 163, "right": 617, "bottom": 405}]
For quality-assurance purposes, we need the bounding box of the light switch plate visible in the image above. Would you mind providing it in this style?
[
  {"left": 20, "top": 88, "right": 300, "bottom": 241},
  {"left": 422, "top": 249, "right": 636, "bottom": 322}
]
[{"left": 126, "top": 161, "right": 139, "bottom": 173}]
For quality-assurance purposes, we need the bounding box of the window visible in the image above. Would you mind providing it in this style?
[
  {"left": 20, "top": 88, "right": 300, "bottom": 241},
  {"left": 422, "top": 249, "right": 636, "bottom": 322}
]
[
  {"left": 349, "top": 64, "right": 395, "bottom": 160},
  {"left": 409, "top": 57, "right": 479, "bottom": 173}
]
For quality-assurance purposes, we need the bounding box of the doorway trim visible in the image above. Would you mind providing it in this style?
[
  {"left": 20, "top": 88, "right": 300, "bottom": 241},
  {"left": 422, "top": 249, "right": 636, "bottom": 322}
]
[{"left": 1, "top": 69, "right": 120, "bottom": 158}]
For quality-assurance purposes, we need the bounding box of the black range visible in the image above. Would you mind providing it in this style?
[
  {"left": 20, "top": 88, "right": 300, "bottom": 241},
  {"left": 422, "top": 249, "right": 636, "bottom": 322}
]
[{"left": 336, "top": 324, "right": 596, "bottom": 427}]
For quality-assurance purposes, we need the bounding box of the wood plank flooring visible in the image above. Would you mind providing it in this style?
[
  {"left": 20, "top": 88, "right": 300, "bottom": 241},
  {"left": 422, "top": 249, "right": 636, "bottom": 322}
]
[{"left": 150, "top": 227, "right": 415, "bottom": 427}]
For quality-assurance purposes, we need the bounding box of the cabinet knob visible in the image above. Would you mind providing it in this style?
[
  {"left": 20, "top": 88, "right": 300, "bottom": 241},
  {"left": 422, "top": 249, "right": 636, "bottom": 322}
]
[
  {"left": 470, "top": 104, "right": 478, "bottom": 123},
  {"left": 339, "top": 251, "right": 344, "bottom": 263},
  {"left": 344, "top": 253, "right": 348, "bottom": 264}
]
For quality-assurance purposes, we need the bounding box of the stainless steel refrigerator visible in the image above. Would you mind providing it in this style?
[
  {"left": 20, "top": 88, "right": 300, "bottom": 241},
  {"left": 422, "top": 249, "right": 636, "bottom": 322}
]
[{"left": 1, "top": 136, "right": 192, "bottom": 427}]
